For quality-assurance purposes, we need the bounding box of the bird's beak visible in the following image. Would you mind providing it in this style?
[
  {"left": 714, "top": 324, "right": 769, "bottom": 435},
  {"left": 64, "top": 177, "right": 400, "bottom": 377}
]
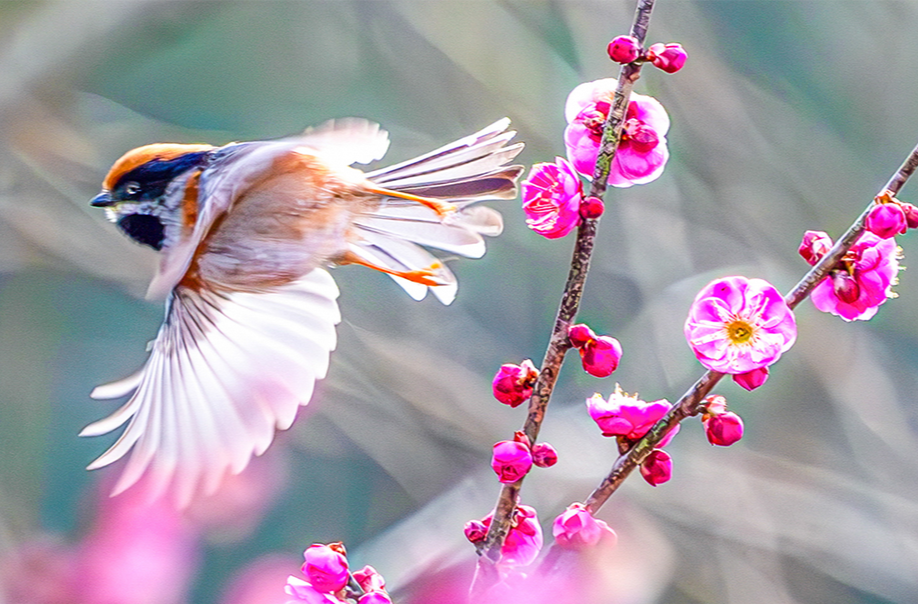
[{"left": 90, "top": 192, "right": 116, "bottom": 207}]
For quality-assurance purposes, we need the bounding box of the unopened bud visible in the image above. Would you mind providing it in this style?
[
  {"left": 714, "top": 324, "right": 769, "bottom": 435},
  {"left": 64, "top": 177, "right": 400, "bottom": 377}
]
[
  {"left": 464, "top": 519, "right": 488, "bottom": 544},
  {"left": 900, "top": 202, "right": 918, "bottom": 229},
  {"left": 732, "top": 366, "right": 768, "bottom": 391},
  {"left": 491, "top": 440, "right": 533, "bottom": 483},
  {"left": 607, "top": 35, "right": 641, "bottom": 64},
  {"left": 580, "top": 196, "right": 605, "bottom": 219},
  {"left": 568, "top": 323, "right": 596, "bottom": 348},
  {"left": 580, "top": 335, "right": 623, "bottom": 378},
  {"left": 646, "top": 42, "right": 687, "bottom": 73},
  {"left": 832, "top": 271, "right": 861, "bottom": 304},
  {"left": 703, "top": 410, "right": 744, "bottom": 446},
  {"left": 640, "top": 449, "right": 672, "bottom": 486},
  {"left": 798, "top": 230, "right": 833, "bottom": 266},
  {"left": 492, "top": 360, "right": 539, "bottom": 408},
  {"left": 865, "top": 203, "right": 907, "bottom": 239},
  {"left": 531, "top": 442, "right": 558, "bottom": 468}
]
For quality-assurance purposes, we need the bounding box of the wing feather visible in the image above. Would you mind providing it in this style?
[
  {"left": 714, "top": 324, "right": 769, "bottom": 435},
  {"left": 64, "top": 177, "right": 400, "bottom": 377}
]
[{"left": 84, "top": 268, "right": 341, "bottom": 504}]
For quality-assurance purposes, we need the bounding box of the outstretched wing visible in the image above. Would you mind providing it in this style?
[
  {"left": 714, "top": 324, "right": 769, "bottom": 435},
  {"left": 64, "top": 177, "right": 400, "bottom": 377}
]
[{"left": 82, "top": 269, "right": 341, "bottom": 506}]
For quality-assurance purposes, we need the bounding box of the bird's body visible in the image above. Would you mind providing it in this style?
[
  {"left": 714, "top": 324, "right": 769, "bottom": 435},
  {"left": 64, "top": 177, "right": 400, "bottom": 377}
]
[{"left": 85, "top": 119, "right": 522, "bottom": 504}]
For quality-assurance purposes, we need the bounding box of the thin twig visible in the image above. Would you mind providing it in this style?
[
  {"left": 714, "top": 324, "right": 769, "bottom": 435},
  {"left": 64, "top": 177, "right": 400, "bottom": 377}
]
[
  {"left": 583, "top": 141, "right": 918, "bottom": 513},
  {"left": 469, "top": 0, "right": 657, "bottom": 596}
]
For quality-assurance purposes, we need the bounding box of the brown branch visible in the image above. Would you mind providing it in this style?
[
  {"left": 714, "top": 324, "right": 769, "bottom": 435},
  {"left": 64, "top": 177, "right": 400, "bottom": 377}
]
[
  {"left": 469, "top": 0, "right": 657, "bottom": 597},
  {"left": 582, "top": 141, "right": 918, "bottom": 514}
]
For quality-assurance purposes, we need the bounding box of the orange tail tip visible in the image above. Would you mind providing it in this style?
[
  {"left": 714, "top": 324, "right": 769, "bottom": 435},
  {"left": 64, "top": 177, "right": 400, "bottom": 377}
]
[
  {"left": 342, "top": 251, "right": 450, "bottom": 287},
  {"left": 364, "top": 184, "right": 457, "bottom": 219}
]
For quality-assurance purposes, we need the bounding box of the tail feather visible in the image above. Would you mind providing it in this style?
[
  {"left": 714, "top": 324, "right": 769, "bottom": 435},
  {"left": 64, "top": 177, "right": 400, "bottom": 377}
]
[{"left": 350, "top": 119, "right": 522, "bottom": 304}]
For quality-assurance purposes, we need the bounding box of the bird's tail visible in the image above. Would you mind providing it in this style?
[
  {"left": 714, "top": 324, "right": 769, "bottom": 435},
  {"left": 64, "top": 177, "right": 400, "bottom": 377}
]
[{"left": 347, "top": 119, "right": 524, "bottom": 304}]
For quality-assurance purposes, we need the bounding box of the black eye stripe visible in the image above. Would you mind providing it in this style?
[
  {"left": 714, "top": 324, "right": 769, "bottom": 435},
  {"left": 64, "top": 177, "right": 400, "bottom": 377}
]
[{"left": 114, "top": 151, "right": 210, "bottom": 201}]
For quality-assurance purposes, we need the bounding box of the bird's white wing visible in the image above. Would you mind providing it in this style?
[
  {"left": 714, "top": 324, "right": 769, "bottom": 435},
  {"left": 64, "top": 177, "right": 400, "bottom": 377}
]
[
  {"left": 297, "top": 118, "right": 390, "bottom": 166},
  {"left": 83, "top": 268, "right": 341, "bottom": 506}
]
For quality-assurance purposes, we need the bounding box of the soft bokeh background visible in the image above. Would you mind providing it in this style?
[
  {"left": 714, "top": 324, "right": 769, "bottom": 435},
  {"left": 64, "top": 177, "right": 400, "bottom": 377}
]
[{"left": 2, "top": 1, "right": 918, "bottom": 603}]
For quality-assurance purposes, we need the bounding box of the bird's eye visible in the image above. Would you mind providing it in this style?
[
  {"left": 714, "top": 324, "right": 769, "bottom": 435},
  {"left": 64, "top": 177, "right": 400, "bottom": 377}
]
[{"left": 124, "top": 182, "right": 141, "bottom": 196}]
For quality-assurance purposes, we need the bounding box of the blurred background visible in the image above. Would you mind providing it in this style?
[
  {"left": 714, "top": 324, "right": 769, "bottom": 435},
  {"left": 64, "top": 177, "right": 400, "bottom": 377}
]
[{"left": 1, "top": 1, "right": 918, "bottom": 603}]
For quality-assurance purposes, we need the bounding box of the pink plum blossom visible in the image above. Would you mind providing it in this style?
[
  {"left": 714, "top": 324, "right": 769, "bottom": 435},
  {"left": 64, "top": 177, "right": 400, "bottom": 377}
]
[
  {"left": 607, "top": 35, "right": 641, "bottom": 63},
  {"left": 284, "top": 576, "right": 341, "bottom": 604},
  {"left": 552, "top": 503, "right": 617, "bottom": 549},
  {"left": 810, "top": 231, "right": 901, "bottom": 321},
  {"left": 586, "top": 385, "right": 678, "bottom": 444},
  {"left": 531, "top": 442, "right": 558, "bottom": 468},
  {"left": 684, "top": 276, "right": 797, "bottom": 374},
  {"left": 564, "top": 78, "right": 669, "bottom": 187},
  {"left": 301, "top": 544, "right": 348, "bottom": 594},
  {"left": 76, "top": 478, "right": 200, "bottom": 604},
  {"left": 492, "top": 360, "right": 539, "bottom": 408},
  {"left": 866, "top": 203, "right": 907, "bottom": 239},
  {"left": 646, "top": 43, "right": 688, "bottom": 73},
  {"left": 491, "top": 440, "right": 534, "bottom": 483},
  {"left": 521, "top": 157, "right": 583, "bottom": 238},
  {"left": 478, "top": 505, "right": 543, "bottom": 567},
  {"left": 798, "top": 230, "right": 833, "bottom": 266},
  {"left": 703, "top": 411, "right": 745, "bottom": 447},
  {"left": 640, "top": 449, "right": 672, "bottom": 486}
]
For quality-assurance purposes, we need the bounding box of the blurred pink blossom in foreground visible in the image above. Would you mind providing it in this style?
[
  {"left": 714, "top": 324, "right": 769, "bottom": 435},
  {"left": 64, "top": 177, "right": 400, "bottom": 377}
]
[
  {"left": 684, "top": 276, "right": 797, "bottom": 374},
  {"left": 564, "top": 78, "right": 669, "bottom": 187}
]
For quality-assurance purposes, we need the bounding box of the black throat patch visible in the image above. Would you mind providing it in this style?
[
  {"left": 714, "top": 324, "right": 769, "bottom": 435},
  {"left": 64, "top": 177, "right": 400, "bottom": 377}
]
[{"left": 117, "top": 213, "right": 166, "bottom": 250}]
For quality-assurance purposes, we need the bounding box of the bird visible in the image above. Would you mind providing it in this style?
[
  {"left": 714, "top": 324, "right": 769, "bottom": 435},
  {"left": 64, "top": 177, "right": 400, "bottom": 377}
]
[{"left": 82, "top": 118, "right": 524, "bottom": 505}]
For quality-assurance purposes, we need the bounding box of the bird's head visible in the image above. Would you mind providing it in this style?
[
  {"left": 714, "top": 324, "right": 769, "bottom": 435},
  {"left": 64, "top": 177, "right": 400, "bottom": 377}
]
[{"left": 92, "top": 143, "right": 215, "bottom": 250}]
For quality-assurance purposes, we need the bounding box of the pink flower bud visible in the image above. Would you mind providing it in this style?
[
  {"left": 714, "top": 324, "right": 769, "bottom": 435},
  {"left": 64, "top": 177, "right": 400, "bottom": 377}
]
[
  {"left": 640, "top": 449, "right": 672, "bottom": 486},
  {"left": 579, "top": 196, "right": 605, "bottom": 219},
  {"left": 353, "top": 565, "right": 386, "bottom": 593},
  {"left": 607, "top": 35, "right": 641, "bottom": 64},
  {"left": 552, "top": 503, "right": 617, "bottom": 549},
  {"left": 358, "top": 592, "right": 393, "bottom": 604},
  {"left": 832, "top": 271, "right": 861, "bottom": 304},
  {"left": 579, "top": 335, "right": 623, "bottom": 377},
  {"left": 285, "top": 576, "right": 341, "bottom": 604},
  {"left": 703, "top": 411, "right": 744, "bottom": 446},
  {"left": 491, "top": 440, "right": 534, "bottom": 483},
  {"left": 647, "top": 43, "right": 687, "bottom": 73},
  {"left": 301, "top": 544, "right": 349, "bottom": 594},
  {"left": 732, "top": 366, "right": 768, "bottom": 391},
  {"left": 464, "top": 519, "right": 488, "bottom": 544},
  {"left": 568, "top": 323, "right": 596, "bottom": 348},
  {"left": 866, "top": 203, "right": 907, "bottom": 239},
  {"left": 798, "top": 230, "right": 834, "bottom": 266},
  {"left": 492, "top": 360, "right": 539, "bottom": 408},
  {"left": 901, "top": 202, "right": 918, "bottom": 229},
  {"left": 531, "top": 442, "right": 558, "bottom": 468}
]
